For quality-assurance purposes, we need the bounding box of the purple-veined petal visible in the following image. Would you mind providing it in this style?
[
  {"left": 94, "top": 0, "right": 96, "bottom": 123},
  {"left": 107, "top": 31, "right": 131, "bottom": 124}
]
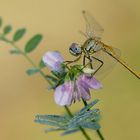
[
  {"left": 76, "top": 79, "right": 91, "bottom": 101},
  {"left": 90, "top": 77, "right": 102, "bottom": 89},
  {"left": 42, "top": 51, "right": 64, "bottom": 72},
  {"left": 54, "top": 82, "right": 73, "bottom": 106},
  {"left": 43, "top": 51, "right": 64, "bottom": 62},
  {"left": 78, "top": 74, "right": 102, "bottom": 89}
]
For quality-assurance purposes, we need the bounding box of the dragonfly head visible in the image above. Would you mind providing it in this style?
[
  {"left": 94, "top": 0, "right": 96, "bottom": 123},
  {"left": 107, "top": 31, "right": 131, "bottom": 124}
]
[{"left": 69, "top": 43, "right": 82, "bottom": 56}]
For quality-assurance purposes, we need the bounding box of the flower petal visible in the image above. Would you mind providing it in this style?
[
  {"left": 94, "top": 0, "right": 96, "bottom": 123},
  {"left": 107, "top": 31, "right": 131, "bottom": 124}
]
[
  {"left": 54, "top": 82, "right": 73, "bottom": 106},
  {"left": 42, "top": 51, "right": 64, "bottom": 72},
  {"left": 87, "top": 77, "right": 102, "bottom": 89},
  {"left": 79, "top": 74, "right": 102, "bottom": 89},
  {"left": 76, "top": 79, "right": 91, "bottom": 101}
]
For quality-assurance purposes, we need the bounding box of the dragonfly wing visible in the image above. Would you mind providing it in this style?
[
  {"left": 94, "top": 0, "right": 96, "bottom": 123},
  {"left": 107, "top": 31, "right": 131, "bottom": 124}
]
[
  {"left": 82, "top": 10, "right": 104, "bottom": 40},
  {"left": 90, "top": 47, "right": 121, "bottom": 80}
]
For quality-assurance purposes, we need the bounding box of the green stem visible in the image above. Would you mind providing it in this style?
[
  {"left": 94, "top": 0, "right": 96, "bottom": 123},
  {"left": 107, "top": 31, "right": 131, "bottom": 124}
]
[
  {"left": 64, "top": 106, "right": 73, "bottom": 117},
  {"left": 80, "top": 127, "right": 92, "bottom": 140},
  {"left": 96, "top": 130, "right": 105, "bottom": 140},
  {"left": 82, "top": 99, "right": 105, "bottom": 140},
  {"left": 0, "top": 36, "right": 53, "bottom": 86},
  {"left": 0, "top": 36, "right": 91, "bottom": 140}
]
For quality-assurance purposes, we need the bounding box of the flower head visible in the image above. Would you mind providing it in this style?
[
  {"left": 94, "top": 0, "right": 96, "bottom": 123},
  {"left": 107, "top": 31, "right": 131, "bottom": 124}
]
[
  {"left": 42, "top": 51, "right": 64, "bottom": 72},
  {"left": 54, "top": 74, "right": 102, "bottom": 106},
  {"left": 42, "top": 51, "right": 102, "bottom": 106}
]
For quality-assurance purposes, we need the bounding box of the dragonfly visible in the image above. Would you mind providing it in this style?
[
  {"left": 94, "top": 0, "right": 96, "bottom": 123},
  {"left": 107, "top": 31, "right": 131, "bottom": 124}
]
[{"left": 67, "top": 10, "right": 140, "bottom": 79}]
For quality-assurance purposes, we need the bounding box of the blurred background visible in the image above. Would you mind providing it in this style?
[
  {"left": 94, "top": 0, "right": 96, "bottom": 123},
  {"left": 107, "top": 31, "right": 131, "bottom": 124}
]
[{"left": 0, "top": 0, "right": 140, "bottom": 140}]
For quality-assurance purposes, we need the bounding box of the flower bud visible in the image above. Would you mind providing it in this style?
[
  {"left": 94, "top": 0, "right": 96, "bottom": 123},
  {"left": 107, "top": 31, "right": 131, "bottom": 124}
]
[
  {"left": 83, "top": 68, "right": 95, "bottom": 74},
  {"left": 42, "top": 51, "right": 64, "bottom": 72}
]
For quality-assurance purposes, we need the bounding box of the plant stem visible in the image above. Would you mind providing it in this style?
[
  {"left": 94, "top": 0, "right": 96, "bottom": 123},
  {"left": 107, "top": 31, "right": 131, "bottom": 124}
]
[
  {"left": 1, "top": 36, "right": 92, "bottom": 140},
  {"left": 82, "top": 55, "right": 105, "bottom": 140},
  {"left": 80, "top": 127, "right": 92, "bottom": 140},
  {"left": 96, "top": 130, "right": 105, "bottom": 140},
  {"left": 64, "top": 106, "right": 73, "bottom": 117},
  {"left": 0, "top": 37, "right": 53, "bottom": 85},
  {"left": 82, "top": 100, "right": 105, "bottom": 140}
]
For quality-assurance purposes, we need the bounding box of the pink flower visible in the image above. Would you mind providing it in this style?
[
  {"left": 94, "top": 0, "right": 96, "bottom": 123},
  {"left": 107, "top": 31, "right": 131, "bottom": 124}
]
[
  {"left": 54, "top": 74, "right": 102, "bottom": 106},
  {"left": 42, "top": 51, "right": 64, "bottom": 72},
  {"left": 54, "top": 82, "right": 73, "bottom": 106}
]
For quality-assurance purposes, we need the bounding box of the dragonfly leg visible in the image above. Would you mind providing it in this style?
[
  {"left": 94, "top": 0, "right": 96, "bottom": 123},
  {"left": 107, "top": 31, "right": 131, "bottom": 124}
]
[
  {"left": 83, "top": 55, "right": 94, "bottom": 69},
  {"left": 64, "top": 55, "right": 81, "bottom": 66},
  {"left": 84, "top": 55, "right": 104, "bottom": 75},
  {"left": 91, "top": 56, "right": 104, "bottom": 75},
  {"left": 82, "top": 55, "right": 93, "bottom": 68},
  {"left": 83, "top": 55, "right": 86, "bottom": 65}
]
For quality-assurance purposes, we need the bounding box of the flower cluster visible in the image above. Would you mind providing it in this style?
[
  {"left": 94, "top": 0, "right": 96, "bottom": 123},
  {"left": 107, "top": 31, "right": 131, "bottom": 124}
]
[{"left": 43, "top": 51, "right": 102, "bottom": 106}]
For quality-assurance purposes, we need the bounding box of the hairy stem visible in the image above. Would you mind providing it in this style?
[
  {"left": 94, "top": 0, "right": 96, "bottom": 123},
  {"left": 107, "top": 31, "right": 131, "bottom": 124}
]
[{"left": 0, "top": 36, "right": 92, "bottom": 140}]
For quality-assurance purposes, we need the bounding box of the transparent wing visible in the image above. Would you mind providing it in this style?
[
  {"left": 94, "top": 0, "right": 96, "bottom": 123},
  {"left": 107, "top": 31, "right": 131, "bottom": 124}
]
[
  {"left": 82, "top": 10, "right": 104, "bottom": 40},
  {"left": 89, "top": 47, "right": 121, "bottom": 80}
]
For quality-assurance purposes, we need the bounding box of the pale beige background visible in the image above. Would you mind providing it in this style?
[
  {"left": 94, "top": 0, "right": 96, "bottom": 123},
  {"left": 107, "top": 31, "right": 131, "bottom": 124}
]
[{"left": 0, "top": 0, "right": 140, "bottom": 140}]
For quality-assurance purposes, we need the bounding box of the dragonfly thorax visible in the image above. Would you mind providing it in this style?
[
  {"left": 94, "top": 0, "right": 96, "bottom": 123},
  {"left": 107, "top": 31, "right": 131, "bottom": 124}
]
[{"left": 82, "top": 38, "right": 103, "bottom": 55}]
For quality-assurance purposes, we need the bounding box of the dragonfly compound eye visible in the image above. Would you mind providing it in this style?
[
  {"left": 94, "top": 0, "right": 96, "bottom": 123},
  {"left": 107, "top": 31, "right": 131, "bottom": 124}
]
[{"left": 69, "top": 43, "right": 82, "bottom": 56}]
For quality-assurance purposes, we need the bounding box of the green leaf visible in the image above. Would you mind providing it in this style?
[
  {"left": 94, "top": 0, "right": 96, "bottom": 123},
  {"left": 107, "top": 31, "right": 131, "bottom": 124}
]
[
  {"left": 78, "top": 99, "right": 99, "bottom": 116},
  {"left": 61, "top": 129, "right": 79, "bottom": 136},
  {"left": 45, "top": 128, "right": 64, "bottom": 133},
  {"left": 26, "top": 67, "right": 40, "bottom": 76},
  {"left": 45, "top": 75, "right": 58, "bottom": 83},
  {"left": 24, "top": 34, "right": 43, "bottom": 53},
  {"left": 45, "top": 75, "right": 60, "bottom": 90},
  {"left": 3, "top": 25, "right": 12, "bottom": 35},
  {"left": 51, "top": 70, "right": 67, "bottom": 81},
  {"left": 35, "top": 115, "right": 68, "bottom": 128},
  {"left": 37, "top": 115, "right": 70, "bottom": 122},
  {"left": 35, "top": 118, "right": 62, "bottom": 127},
  {"left": 13, "top": 28, "right": 26, "bottom": 42},
  {"left": 0, "top": 17, "right": 2, "bottom": 27},
  {"left": 81, "top": 122, "right": 100, "bottom": 130},
  {"left": 68, "top": 109, "right": 100, "bottom": 129},
  {"left": 46, "top": 115, "right": 70, "bottom": 122},
  {"left": 46, "top": 74, "right": 66, "bottom": 90},
  {"left": 51, "top": 71, "right": 63, "bottom": 78},
  {"left": 9, "top": 49, "right": 22, "bottom": 55},
  {"left": 39, "top": 59, "right": 46, "bottom": 68},
  {"left": 80, "top": 109, "right": 100, "bottom": 122}
]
